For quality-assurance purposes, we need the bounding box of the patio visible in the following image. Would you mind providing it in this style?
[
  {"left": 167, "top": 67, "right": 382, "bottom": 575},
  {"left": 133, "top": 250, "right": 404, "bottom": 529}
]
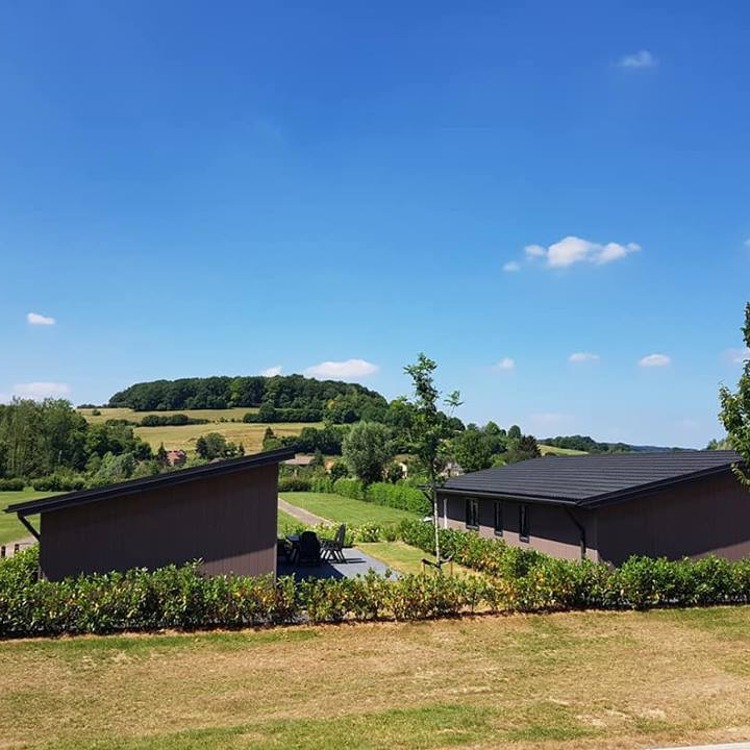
[{"left": 277, "top": 545, "right": 396, "bottom": 580}]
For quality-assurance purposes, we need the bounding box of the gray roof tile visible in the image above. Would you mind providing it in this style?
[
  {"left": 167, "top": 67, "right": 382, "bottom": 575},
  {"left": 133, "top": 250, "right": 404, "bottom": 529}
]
[{"left": 440, "top": 450, "right": 743, "bottom": 506}]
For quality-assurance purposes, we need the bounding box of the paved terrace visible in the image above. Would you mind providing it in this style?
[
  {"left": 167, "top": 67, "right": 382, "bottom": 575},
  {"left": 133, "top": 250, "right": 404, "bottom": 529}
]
[{"left": 277, "top": 546, "right": 396, "bottom": 580}]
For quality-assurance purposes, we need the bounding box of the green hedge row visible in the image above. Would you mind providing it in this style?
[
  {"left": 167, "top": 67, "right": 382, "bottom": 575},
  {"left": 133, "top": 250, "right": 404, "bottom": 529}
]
[
  {"left": 0, "top": 549, "right": 485, "bottom": 637},
  {"left": 0, "top": 478, "right": 25, "bottom": 491},
  {"left": 332, "top": 478, "right": 431, "bottom": 516},
  {"left": 397, "top": 519, "right": 750, "bottom": 610},
  {"left": 7, "top": 539, "right": 750, "bottom": 638}
]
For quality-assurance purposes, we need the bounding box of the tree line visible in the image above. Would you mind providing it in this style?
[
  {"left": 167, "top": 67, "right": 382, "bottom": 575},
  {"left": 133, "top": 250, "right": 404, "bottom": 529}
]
[
  {"left": 108, "top": 374, "right": 388, "bottom": 423},
  {"left": 0, "top": 399, "right": 159, "bottom": 489}
]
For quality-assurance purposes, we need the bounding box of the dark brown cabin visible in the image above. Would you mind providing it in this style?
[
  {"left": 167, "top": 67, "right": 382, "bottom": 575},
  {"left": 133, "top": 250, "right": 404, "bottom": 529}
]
[
  {"left": 6, "top": 447, "right": 294, "bottom": 581},
  {"left": 438, "top": 451, "right": 750, "bottom": 565}
]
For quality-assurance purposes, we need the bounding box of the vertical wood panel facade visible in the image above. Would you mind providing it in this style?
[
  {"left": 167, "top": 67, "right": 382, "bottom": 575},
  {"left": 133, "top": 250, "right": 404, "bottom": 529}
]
[
  {"left": 40, "top": 464, "right": 279, "bottom": 580},
  {"left": 441, "top": 470, "right": 750, "bottom": 565}
]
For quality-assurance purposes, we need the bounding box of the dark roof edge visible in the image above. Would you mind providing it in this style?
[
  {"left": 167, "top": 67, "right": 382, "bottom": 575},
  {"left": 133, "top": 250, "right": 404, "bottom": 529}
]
[
  {"left": 5, "top": 446, "right": 296, "bottom": 517},
  {"left": 437, "top": 486, "right": 577, "bottom": 506}
]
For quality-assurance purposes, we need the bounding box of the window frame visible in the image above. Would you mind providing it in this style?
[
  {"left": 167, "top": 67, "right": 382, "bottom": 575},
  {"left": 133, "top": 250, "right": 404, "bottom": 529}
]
[
  {"left": 465, "top": 497, "right": 480, "bottom": 531},
  {"left": 493, "top": 501, "right": 504, "bottom": 537},
  {"left": 519, "top": 503, "right": 530, "bottom": 542}
]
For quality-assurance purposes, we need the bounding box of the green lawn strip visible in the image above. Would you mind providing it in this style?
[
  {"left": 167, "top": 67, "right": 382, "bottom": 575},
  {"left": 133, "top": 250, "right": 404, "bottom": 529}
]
[
  {"left": 279, "top": 492, "right": 417, "bottom": 527},
  {"left": 357, "top": 540, "right": 476, "bottom": 578},
  {"left": 0, "top": 490, "right": 55, "bottom": 545},
  {"left": 277, "top": 509, "right": 301, "bottom": 536},
  {"left": 44, "top": 704, "right": 503, "bottom": 750}
]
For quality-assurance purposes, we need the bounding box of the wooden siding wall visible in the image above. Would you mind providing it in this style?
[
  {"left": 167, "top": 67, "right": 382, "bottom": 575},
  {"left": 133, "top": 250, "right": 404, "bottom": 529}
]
[
  {"left": 596, "top": 471, "right": 750, "bottom": 565},
  {"left": 39, "top": 464, "right": 278, "bottom": 581},
  {"left": 441, "top": 495, "right": 599, "bottom": 562}
]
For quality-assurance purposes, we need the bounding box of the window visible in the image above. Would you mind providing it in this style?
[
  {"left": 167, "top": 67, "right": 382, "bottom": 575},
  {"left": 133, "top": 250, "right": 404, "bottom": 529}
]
[
  {"left": 465, "top": 498, "right": 479, "bottom": 530},
  {"left": 519, "top": 504, "right": 530, "bottom": 542},
  {"left": 494, "top": 502, "right": 503, "bottom": 536}
]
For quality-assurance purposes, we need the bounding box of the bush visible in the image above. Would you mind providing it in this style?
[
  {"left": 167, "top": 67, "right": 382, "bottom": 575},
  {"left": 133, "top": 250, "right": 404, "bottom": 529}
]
[
  {"left": 277, "top": 476, "right": 313, "bottom": 492},
  {"left": 311, "top": 476, "right": 334, "bottom": 494},
  {"left": 332, "top": 477, "right": 367, "bottom": 501},
  {"left": 366, "top": 483, "right": 431, "bottom": 515},
  {"left": 31, "top": 473, "right": 86, "bottom": 492},
  {"left": 0, "top": 478, "right": 25, "bottom": 492}
]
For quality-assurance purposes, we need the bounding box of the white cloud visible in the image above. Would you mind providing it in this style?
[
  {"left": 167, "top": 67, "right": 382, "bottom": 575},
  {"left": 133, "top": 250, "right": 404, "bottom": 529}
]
[
  {"left": 725, "top": 347, "right": 750, "bottom": 364},
  {"left": 527, "top": 236, "right": 641, "bottom": 268},
  {"left": 524, "top": 244, "right": 547, "bottom": 259},
  {"left": 638, "top": 353, "right": 671, "bottom": 367},
  {"left": 618, "top": 50, "right": 657, "bottom": 69},
  {"left": 13, "top": 382, "right": 71, "bottom": 399},
  {"left": 27, "top": 312, "right": 56, "bottom": 326},
  {"left": 493, "top": 358, "right": 515, "bottom": 371},
  {"left": 303, "top": 359, "right": 378, "bottom": 379},
  {"left": 261, "top": 365, "right": 283, "bottom": 377},
  {"left": 568, "top": 352, "right": 600, "bottom": 363},
  {"left": 744, "top": 238, "right": 750, "bottom": 248},
  {"left": 503, "top": 261, "right": 521, "bottom": 273}
]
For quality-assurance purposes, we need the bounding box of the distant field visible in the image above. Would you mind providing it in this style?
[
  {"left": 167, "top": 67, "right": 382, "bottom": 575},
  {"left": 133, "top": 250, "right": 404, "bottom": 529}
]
[
  {"left": 134, "top": 422, "right": 321, "bottom": 453},
  {"left": 77, "top": 407, "right": 317, "bottom": 453},
  {"left": 0, "top": 490, "right": 55, "bottom": 545},
  {"left": 79, "top": 407, "right": 258, "bottom": 424},
  {"left": 539, "top": 444, "right": 588, "bottom": 456}
]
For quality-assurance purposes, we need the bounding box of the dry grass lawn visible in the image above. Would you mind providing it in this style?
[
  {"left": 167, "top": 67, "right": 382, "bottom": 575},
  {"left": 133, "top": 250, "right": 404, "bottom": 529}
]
[{"left": 2, "top": 607, "right": 750, "bottom": 749}]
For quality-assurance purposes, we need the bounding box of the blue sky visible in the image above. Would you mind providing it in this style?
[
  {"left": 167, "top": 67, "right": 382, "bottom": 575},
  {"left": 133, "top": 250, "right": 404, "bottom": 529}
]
[{"left": 1, "top": 1, "right": 748, "bottom": 447}]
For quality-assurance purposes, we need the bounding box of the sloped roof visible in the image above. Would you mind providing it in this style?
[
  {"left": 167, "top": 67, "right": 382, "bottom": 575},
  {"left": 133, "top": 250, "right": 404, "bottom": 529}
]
[
  {"left": 439, "top": 450, "right": 743, "bottom": 507},
  {"left": 6, "top": 447, "right": 295, "bottom": 518}
]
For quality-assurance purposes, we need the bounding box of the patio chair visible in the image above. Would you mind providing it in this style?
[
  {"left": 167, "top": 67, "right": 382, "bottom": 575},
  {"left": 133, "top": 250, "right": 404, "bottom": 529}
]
[
  {"left": 321, "top": 524, "right": 347, "bottom": 564},
  {"left": 296, "top": 531, "right": 322, "bottom": 566}
]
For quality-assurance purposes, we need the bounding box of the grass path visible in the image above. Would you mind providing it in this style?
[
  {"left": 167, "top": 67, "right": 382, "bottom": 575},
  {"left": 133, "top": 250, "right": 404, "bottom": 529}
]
[{"left": 2, "top": 607, "right": 750, "bottom": 748}]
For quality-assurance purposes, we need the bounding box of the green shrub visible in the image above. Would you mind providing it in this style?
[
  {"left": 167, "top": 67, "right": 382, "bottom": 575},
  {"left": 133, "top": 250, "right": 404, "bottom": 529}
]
[
  {"left": 366, "top": 482, "right": 431, "bottom": 515},
  {"left": 0, "top": 478, "right": 25, "bottom": 491},
  {"left": 311, "top": 476, "right": 334, "bottom": 493},
  {"left": 332, "top": 477, "right": 367, "bottom": 501},
  {"left": 278, "top": 476, "right": 313, "bottom": 492},
  {"left": 31, "top": 473, "right": 86, "bottom": 492}
]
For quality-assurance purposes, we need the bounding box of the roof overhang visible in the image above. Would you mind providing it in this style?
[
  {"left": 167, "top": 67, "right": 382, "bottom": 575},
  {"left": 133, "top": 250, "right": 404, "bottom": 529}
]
[{"left": 6, "top": 446, "right": 296, "bottom": 518}]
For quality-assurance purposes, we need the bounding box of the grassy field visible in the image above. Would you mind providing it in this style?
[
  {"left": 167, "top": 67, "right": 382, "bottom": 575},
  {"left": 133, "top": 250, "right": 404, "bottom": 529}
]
[
  {"left": 135, "top": 422, "right": 321, "bottom": 453},
  {"left": 0, "top": 490, "right": 54, "bottom": 545},
  {"left": 538, "top": 444, "right": 588, "bottom": 456},
  {"left": 78, "top": 407, "right": 259, "bottom": 424},
  {"left": 77, "top": 407, "right": 315, "bottom": 454},
  {"left": 280, "top": 492, "right": 418, "bottom": 527},
  {"left": 2, "top": 607, "right": 750, "bottom": 749}
]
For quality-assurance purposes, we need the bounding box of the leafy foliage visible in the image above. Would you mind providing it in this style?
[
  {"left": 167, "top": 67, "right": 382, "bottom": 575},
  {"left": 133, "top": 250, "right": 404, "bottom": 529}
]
[
  {"left": 719, "top": 301, "right": 750, "bottom": 486},
  {"left": 0, "top": 399, "right": 152, "bottom": 482},
  {"left": 342, "top": 421, "right": 393, "bottom": 484},
  {"left": 108, "top": 374, "right": 388, "bottom": 423}
]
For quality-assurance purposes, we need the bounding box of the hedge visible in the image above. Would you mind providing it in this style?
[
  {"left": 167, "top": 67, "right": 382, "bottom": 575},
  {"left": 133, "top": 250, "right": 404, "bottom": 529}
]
[
  {"left": 331, "top": 478, "right": 431, "bottom": 515},
  {"left": 277, "top": 476, "right": 313, "bottom": 492},
  {"left": 0, "top": 479, "right": 25, "bottom": 492},
  {"left": 6, "top": 539, "right": 750, "bottom": 638}
]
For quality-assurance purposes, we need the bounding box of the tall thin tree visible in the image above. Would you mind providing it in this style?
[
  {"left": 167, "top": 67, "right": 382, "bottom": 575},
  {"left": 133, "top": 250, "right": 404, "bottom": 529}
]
[{"left": 403, "top": 354, "right": 461, "bottom": 565}]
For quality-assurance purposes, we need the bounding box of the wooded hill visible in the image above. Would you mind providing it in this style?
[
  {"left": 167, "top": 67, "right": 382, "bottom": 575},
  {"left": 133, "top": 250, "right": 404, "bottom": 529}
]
[{"left": 108, "top": 375, "right": 388, "bottom": 423}]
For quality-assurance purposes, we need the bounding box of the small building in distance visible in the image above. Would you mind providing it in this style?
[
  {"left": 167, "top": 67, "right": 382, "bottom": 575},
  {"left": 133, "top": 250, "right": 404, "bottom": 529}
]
[
  {"left": 438, "top": 451, "right": 750, "bottom": 565},
  {"left": 166, "top": 449, "right": 187, "bottom": 467},
  {"left": 6, "top": 447, "right": 295, "bottom": 581}
]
